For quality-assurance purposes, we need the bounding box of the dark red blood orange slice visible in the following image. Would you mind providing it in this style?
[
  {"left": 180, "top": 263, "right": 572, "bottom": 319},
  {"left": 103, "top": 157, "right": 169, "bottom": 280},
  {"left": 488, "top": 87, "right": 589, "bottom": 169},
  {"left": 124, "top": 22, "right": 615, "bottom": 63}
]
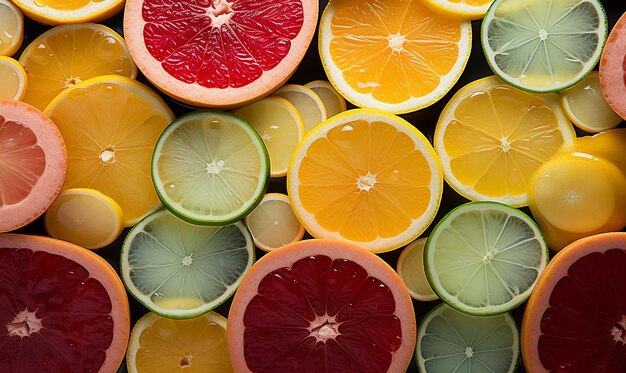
[
  {"left": 600, "top": 12, "right": 626, "bottom": 120},
  {"left": 0, "top": 99, "right": 66, "bottom": 233},
  {"left": 227, "top": 239, "right": 416, "bottom": 372},
  {"left": 0, "top": 234, "right": 130, "bottom": 372},
  {"left": 123, "top": 0, "right": 318, "bottom": 108},
  {"left": 521, "top": 232, "right": 626, "bottom": 372}
]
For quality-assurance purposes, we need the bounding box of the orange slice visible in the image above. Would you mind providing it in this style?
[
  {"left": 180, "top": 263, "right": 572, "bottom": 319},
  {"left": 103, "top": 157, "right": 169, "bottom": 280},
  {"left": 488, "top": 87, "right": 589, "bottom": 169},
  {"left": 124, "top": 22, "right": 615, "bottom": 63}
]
[
  {"left": 11, "top": 0, "right": 124, "bottom": 25},
  {"left": 0, "top": 0, "right": 23, "bottom": 56},
  {"left": 0, "top": 56, "right": 27, "bottom": 100},
  {"left": 244, "top": 193, "right": 305, "bottom": 251}
]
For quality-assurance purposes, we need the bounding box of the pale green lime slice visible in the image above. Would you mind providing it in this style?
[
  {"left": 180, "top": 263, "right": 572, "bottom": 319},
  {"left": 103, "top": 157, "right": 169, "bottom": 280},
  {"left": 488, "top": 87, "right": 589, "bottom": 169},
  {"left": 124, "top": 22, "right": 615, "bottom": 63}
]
[
  {"left": 152, "top": 111, "right": 270, "bottom": 225},
  {"left": 424, "top": 201, "right": 548, "bottom": 315},
  {"left": 416, "top": 303, "right": 519, "bottom": 373},
  {"left": 481, "top": 0, "right": 607, "bottom": 92},
  {"left": 120, "top": 209, "right": 254, "bottom": 319}
]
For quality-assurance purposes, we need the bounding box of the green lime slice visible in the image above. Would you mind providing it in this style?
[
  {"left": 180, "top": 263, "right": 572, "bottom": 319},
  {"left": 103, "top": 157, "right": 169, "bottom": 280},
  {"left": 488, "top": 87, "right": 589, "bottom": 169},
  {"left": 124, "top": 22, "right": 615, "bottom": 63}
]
[
  {"left": 152, "top": 110, "right": 270, "bottom": 225},
  {"left": 424, "top": 201, "right": 548, "bottom": 315},
  {"left": 120, "top": 209, "right": 255, "bottom": 319},
  {"left": 481, "top": 0, "right": 608, "bottom": 93},
  {"left": 416, "top": 302, "right": 519, "bottom": 373}
]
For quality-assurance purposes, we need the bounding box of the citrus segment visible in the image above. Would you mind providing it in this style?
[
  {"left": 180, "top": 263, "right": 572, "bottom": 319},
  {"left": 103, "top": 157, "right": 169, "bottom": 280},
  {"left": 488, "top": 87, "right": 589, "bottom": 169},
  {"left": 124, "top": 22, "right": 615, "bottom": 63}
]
[
  {"left": 0, "top": 99, "right": 66, "bottom": 233},
  {"left": 124, "top": 0, "right": 318, "bottom": 108},
  {"left": 0, "top": 0, "right": 23, "bottom": 56},
  {"left": 244, "top": 193, "right": 305, "bottom": 251},
  {"left": 274, "top": 84, "right": 327, "bottom": 133},
  {"left": 416, "top": 303, "right": 519, "bottom": 373},
  {"left": 287, "top": 108, "right": 443, "bottom": 253},
  {"left": 319, "top": 0, "right": 472, "bottom": 114},
  {"left": 420, "top": 0, "right": 494, "bottom": 20},
  {"left": 0, "top": 56, "right": 26, "bottom": 101},
  {"left": 424, "top": 201, "right": 549, "bottom": 315},
  {"left": 44, "top": 188, "right": 124, "bottom": 250},
  {"left": 44, "top": 75, "right": 174, "bottom": 227},
  {"left": 121, "top": 209, "right": 254, "bottom": 319},
  {"left": 559, "top": 128, "right": 626, "bottom": 176},
  {"left": 127, "top": 311, "right": 232, "bottom": 373},
  {"left": 481, "top": 0, "right": 608, "bottom": 92},
  {"left": 599, "top": 11, "right": 626, "bottom": 120},
  {"left": 0, "top": 234, "right": 130, "bottom": 373},
  {"left": 304, "top": 80, "right": 346, "bottom": 118},
  {"left": 434, "top": 76, "right": 576, "bottom": 207},
  {"left": 521, "top": 232, "right": 626, "bottom": 372},
  {"left": 152, "top": 111, "right": 270, "bottom": 225},
  {"left": 234, "top": 97, "right": 303, "bottom": 178},
  {"left": 396, "top": 238, "right": 437, "bottom": 301},
  {"left": 19, "top": 23, "right": 137, "bottom": 111},
  {"left": 10, "top": 0, "right": 124, "bottom": 25},
  {"left": 227, "top": 239, "right": 416, "bottom": 372}
]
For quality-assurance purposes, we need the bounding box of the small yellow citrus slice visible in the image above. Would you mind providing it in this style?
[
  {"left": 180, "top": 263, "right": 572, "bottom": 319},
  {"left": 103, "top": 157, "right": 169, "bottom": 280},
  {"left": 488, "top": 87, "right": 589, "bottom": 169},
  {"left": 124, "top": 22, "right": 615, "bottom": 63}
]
[
  {"left": 44, "top": 188, "right": 124, "bottom": 250},
  {"left": 234, "top": 97, "right": 304, "bottom": 178},
  {"left": 11, "top": 0, "right": 124, "bottom": 25},
  {"left": 304, "top": 80, "right": 347, "bottom": 118},
  {"left": 126, "top": 311, "right": 233, "bottom": 373},
  {"left": 19, "top": 23, "right": 137, "bottom": 110},
  {"left": 273, "top": 84, "right": 327, "bottom": 133},
  {"left": 396, "top": 238, "right": 438, "bottom": 301},
  {"left": 0, "top": 0, "right": 23, "bottom": 56},
  {"left": 244, "top": 193, "right": 305, "bottom": 252},
  {"left": 421, "top": 0, "right": 494, "bottom": 20},
  {"left": 0, "top": 56, "right": 26, "bottom": 100}
]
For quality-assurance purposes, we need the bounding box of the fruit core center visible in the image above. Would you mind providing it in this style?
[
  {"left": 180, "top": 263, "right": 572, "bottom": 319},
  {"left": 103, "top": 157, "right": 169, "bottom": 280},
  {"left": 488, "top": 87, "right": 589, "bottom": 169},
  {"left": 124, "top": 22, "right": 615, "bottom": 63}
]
[
  {"left": 6, "top": 309, "right": 42, "bottom": 337},
  {"left": 482, "top": 248, "right": 497, "bottom": 264},
  {"left": 538, "top": 29, "right": 548, "bottom": 41},
  {"left": 357, "top": 173, "right": 377, "bottom": 191},
  {"left": 206, "top": 160, "right": 225, "bottom": 174},
  {"left": 99, "top": 147, "right": 116, "bottom": 164},
  {"left": 387, "top": 33, "right": 406, "bottom": 52},
  {"left": 182, "top": 255, "right": 193, "bottom": 266},
  {"left": 500, "top": 137, "right": 511, "bottom": 152},
  {"left": 179, "top": 355, "right": 192, "bottom": 367},
  {"left": 309, "top": 316, "right": 340, "bottom": 343},
  {"left": 611, "top": 317, "right": 626, "bottom": 344},
  {"left": 465, "top": 346, "right": 474, "bottom": 358},
  {"left": 64, "top": 76, "right": 82, "bottom": 88},
  {"left": 207, "top": 0, "right": 234, "bottom": 28}
]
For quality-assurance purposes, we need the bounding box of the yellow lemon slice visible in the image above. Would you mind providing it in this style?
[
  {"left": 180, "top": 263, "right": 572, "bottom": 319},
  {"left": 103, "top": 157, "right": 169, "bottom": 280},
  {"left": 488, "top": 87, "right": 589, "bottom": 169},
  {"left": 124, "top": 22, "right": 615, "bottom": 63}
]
[
  {"left": 274, "top": 84, "right": 327, "bottom": 133},
  {"left": 11, "top": 0, "right": 124, "bottom": 25},
  {"left": 244, "top": 193, "right": 305, "bottom": 252},
  {"left": 421, "top": 0, "right": 494, "bottom": 20},
  {"left": 0, "top": 56, "right": 26, "bottom": 100},
  {"left": 0, "top": 0, "right": 23, "bottom": 56},
  {"left": 396, "top": 238, "right": 438, "bottom": 301},
  {"left": 304, "top": 80, "right": 347, "bottom": 118}
]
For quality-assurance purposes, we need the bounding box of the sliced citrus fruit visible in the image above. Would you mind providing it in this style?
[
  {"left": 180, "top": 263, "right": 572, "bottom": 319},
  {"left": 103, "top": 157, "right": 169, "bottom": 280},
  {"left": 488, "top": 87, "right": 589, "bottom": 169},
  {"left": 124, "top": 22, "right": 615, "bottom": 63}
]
[
  {"left": 287, "top": 108, "right": 443, "bottom": 253},
  {"left": 560, "top": 70, "right": 623, "bottom": 133},
  {"left": 19, "top": 23, "right": 137, "bottom": 111},
  {"left": 304, "top": 80, "right": 347, "bottom": 118},
  {"left": 481, "top": 0, "right": 608, "bottom": 93},
  {"left": 44, "top": 188, "right": 124, "bottom": 250},
  {"left": 227, "top": 239, "right": 416, "bottom": 372},
  {"left": 234, "top": 97, "right": 304, "bottom": 178},
  {"left": 559, "top": 128, "right": 626, "bottom": 176},
  {"left": 424, "top": 201, "right": 549, "bottom": 315},
  {"left": 0, "top": 0, "right": 23, "bottom": 56},
  {"left": 44, "top": 75, "right": 174, "bottom": 227},
  {"left": 10, "top": 0, "right": 124, "bottom": 25},
  {"left": 274, "top": 84, "right": 327, "bottom": 133},
  {"left": 0, "top": 99, "right": 66, "bottom": 233},
  {"left": 0, "top": 56, "right": 26, "bottom": 101},
  {"left": 123, "top": 0, "right": 318, "bottom": 108},
  {"left": 244, "top": 193, "right": 305, "bottom": 252},
  {"left": 434, "top": 75, "right": 576, "bottom": 207},
  {"left": 319, "top": 0, "right": 472, "bottom": 114},
  {"left": 0, "top": 234, "right": 130, "bottom": 372},
  {"left": 152, "top": 110, "right": 270, "bottom": 225},
  {"left": 417, "top": 303, "right": 520, "bottom": 373},
  {"left": 127, "top": 311, "right": 232, "bottom": 373},
  {"left": 121, "top": 209, "right": 254, "bottom": 319},
  {"left": 521, "top": 232, "right": 626, "bottom": 372},
  {"left": 396, "top": 237, "right": 437, "bottom": 302},
  {"left": 600, "top": 11, "right": 626, "bottom": 120},
  {"left": 420, "top": 0, "right": 494, "bottom": 20}
]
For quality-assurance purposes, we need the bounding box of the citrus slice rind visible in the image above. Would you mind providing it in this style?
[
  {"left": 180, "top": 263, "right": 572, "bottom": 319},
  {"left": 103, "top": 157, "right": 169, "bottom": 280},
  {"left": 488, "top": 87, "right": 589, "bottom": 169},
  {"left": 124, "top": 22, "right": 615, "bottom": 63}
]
[
  {"left": 396, "top": 237, "right": 438, "bottom": 302},
  {"left": 0, "top": 56, "right": 27, "bottom": 101},
  {"left": 244, "top": 193, "right": 305, "bottom": 252},
  {"left": 152, "top": 110, "right": 270, "bottom": 225},
  {"left": 120, "top": 209, "right": 255, "bottom": 319},
  {"left": 0, "top": 0, "right": 24, "bottom": 56},
  {"left": 304, "top": 80, "right": 347, "bottom": 118},
  {"left": 416, "top": 302, "right": 520, "bottom": 373},
  {"left": 599, "top": 12, "right": 626, "bottom": 121},
  {"left": 420, "top": 0, "right": 494, "bottom": 20},
  {"left": 424, "top": 201, "right": 549, "bottom": 316},
  {"left": 10, "top": 0, "right": 124, "bottom": 25},
  {"left": 481, "top": 0, "right": 608, "bottom": 93},
  {"left": 287, "top": 108, "right": 443, "bottom": 253},
  {"left": 273, "top": 84, "right": 328, "bottom": 134}
]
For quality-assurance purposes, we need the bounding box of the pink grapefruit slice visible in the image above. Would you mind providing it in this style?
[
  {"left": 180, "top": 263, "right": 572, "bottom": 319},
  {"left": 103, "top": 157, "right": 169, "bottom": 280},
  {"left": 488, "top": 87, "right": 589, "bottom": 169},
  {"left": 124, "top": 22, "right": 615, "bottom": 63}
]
[
  {"left": 600, "top": 12, "right": 626, "bottom": 120},
  {"left": 0, "top": 234, "right": 130, "bottom": 372},
  {"left": 227, "top": 239, "right": 416, "bottom": 372},
  {"left": 123, "top": 0, "right": 318, "bottom": 108},
  {"left": 0, "top": 99, "right": 66, "bottom": 232}
]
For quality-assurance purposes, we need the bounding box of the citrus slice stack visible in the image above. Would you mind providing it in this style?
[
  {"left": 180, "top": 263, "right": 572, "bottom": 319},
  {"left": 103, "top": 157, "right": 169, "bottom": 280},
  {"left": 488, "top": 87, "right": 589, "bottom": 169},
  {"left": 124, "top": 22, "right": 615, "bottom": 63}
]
[
  {"left": 434, "top": 76, "right": 575, "bottom": 207},
  {"left": 319, "top": 0, "right": 471, "bottom": 114},
  {"left": 0, "top": 99, "right": 66, "bottom": 233},
  {"left": 0, "top": 234, "right": 130, "bottom": 372},
  {"left": 481, "top": 0, "right": 608, "bottom": 92},
  {"left": 11, "top": 0, "right": 124, "bottom": 25},
  {"left": 123, "top": 0, "right": 318, "bottom": 108},
  {"left": 396, "top": 238, "right": 438, "bottom": 301},
  {"left": 227, "top": 239, "right": 416, "bottom": 372},
  {"left": 0, "top": 0, "right": 23, "bottom": 56},
  {"left": 420, "top": 0, "right": 494, "bottom": 20},
  {"left": 0, "top": 56, "right": 26, "bottom": 100},
  {"left": 44, "top": 75, "right": 174, "bottom": 227},
  {"left": 244, "top": 193, "right": 305, "bottom": 251},
  {"left": 274, "top": 84, "right": 327, "bottom": 133},
  {"left": 600, "top": 11, "right": 626, "bottom": 120},
  {"left": 287, "top": 108, "right": 443, "bottom": 253},
  {"left": 19, "top": 23, "right": 137, "bottom": 111},
  {"left": 304, "top": 80, "right": 346, "bottom": 118},
  {"left": 522, "top": 232, "right": 626, "bottom": 372}
]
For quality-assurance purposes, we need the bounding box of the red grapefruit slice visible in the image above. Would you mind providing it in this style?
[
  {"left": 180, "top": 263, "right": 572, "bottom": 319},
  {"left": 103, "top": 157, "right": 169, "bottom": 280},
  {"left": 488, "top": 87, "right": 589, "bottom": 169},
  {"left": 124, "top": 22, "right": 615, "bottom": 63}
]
[
  {"left": 0, "top": 234, "right": 130, "bottom": 372},
  {"left": 227, "top": 239, "right": 416, "bottom": 372},
  {"left": 521, "top": 232, "right": 626, "bottom": 372},
  {"left": 123, "top": 0, "right": 318, "bottom": 108},
  {"left": 600, "top": 12, "right": 626, "bottom": 120},
  {"left": 0, "top": 99, "right": 66, "bottom": 232}
]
